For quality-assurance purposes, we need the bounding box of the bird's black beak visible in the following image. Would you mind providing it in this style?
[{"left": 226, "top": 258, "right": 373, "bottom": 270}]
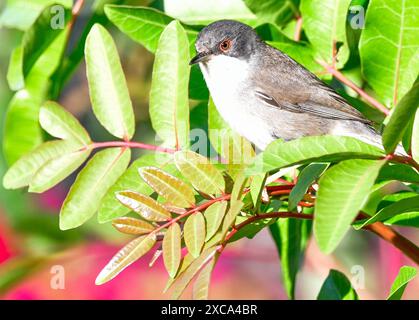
[{"left": 189, "top": 51, "right": 211, "bottom": 65}]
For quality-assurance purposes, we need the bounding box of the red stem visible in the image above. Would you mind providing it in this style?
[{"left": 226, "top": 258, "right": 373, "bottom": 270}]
[
  {"left": 84, "top": 141, "right": 176, "bottom": 154},
  {"left": 294, "top": 16, "right": 303, "bottom": 41}
]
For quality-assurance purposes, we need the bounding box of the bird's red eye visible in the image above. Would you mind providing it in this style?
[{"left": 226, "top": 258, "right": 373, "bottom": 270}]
[{"left": 219, "top": 39, "right": 232, "bottom": 52}]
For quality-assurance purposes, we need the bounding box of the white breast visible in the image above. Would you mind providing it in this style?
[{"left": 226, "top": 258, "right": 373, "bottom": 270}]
[{"left": 199, "top": 55, "right": 273, "bottom": 150}]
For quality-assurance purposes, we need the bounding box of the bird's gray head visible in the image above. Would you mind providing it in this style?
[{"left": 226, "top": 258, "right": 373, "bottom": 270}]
[{"left": 190, "top": 20, "right": 260, "bottom": 65}]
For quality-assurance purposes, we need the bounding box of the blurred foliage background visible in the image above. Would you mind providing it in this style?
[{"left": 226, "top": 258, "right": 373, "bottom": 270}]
[{"left": 0, "top": 0, "right": 418, "bottom": 299}]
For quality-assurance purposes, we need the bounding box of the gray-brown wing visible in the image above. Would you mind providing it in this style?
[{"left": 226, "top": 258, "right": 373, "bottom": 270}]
[
  {"left": 253, "top": 44, "right": 372, "bottom": 124},
  {"left": 255, "top": 90, "right": 372, "bottom": 124}
]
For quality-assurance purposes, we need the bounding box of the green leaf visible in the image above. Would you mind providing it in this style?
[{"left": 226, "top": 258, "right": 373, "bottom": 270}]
[
  {"left": 382, "top": 212, "right": 419, "bottom": 228},
  {"left": 250, "top": 173, "right": 267, "bottom": 210},
  {"left": 204, "top": 201, "right": 228, "bottom": 241},
  {"left": 165, "top": 0, "right": 255, "bottom": 25},
  {"left": 270, "top": 217, "right": 311, "bottom": 299},
  {"left": 39, "top": 101, "right": 91, "bottom": 146},
  {"left": 288, "top": 163, "right": 328, "bottom": 211},
  {"left": 174, "top": 150, "right": 225, "bottom": 195},
  {"left": 170, "top": 247, "right": 217, "bottom": 299},
  {"left": 3, "top": 29, "right": 68, "bottom": 164},
  {"left": 116, "top": 190, "right": 172, "bottom": 222},
  {"left": 243, "top": 0, "right": 300, "bottom": 26},
  {"left": 104, "top": 5, "right": 198, "bottom": 54},
  {"left": 139, "top": 166, "right": 195, "bottom": 208},
  {"left": 376, "top": 163, "right": 419, "bottom": 184},
  {"left": 220, "top": 200, "right": 244, "bottom": 239},
  {"left": 22, "top": 5, "right": 70, "bottom": 78},
  {"left": 162, "top": 222, "right": 182, "bottom": 278},
  {"left": 0, "top": 0, "right": 72, "bottom": 30},
  {"left": 247, "top": 136, "right": 384, "bottom": 174},
  {"left": 300, "top": 0, "right": 351, "bottom": 67},
  {"left": 314, "top": 159, "right": 386, "bottom": 253},
  {"left": 412, "top": 109, "right": 419, "bottom": 162},
  {"left": 28, "top": 148, "right": 91, "bottom": 193},
  {"left": 354, "top": 195, "right": 419, "bottom": 229},
  {"left": 317, "top": 269, "right": 358, "bottom": 300},
  {"left": 7, "top": 46, "right": 24, "bottom": 90},
  {"left": 3, "top": 140, "right": 81, "bottom": 189},
  {"left": 60, "top": 148, "right": 131, "bottom": 230},
  {"left": 382, "top": 81, "right": 419, "bottom": 153},
  {"left": 184, "top": 212, "right": 206, "bottom": 258},
  {"left": 359, "top": 0, "right": 419, "bottom": 107},
  {"left": 229, "top": 217, "right": 276, "bottom": 242},
  {"left": 3, "top": 90, "right": 44, "bottom": 165},
  {"left": 95, "top": 234, "right": 156, "bottom": 285},
  {"left": 112, "top": 217, "right": 155, "bottom": 235},
  {"left": 98, "top": 153, "right": 173, "bottom": 223},
  {"left": 85, "top": 23, "right": 135, "bottom": 140},
  {"left": 149, "top": 20, "right": 190, "bottom": 149},
  {"left": 387, "top": 266, "right": 417, "bottom": 300}
]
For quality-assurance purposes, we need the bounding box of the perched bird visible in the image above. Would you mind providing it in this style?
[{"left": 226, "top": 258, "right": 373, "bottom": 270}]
[{"left": 190, "top": 20, "right": 384, "bottom": 151}]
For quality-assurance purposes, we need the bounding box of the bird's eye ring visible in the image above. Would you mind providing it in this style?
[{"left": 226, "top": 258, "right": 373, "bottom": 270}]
[{"left": 219, "top": 39, "right": 232, "bottom": 52}]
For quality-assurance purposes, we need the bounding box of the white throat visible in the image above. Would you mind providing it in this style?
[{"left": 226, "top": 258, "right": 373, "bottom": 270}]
[{"left": 199, "top": 55, "right": 274, "bottom": 150}]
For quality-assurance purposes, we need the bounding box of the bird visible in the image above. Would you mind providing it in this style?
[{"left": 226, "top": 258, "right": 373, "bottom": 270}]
[{"left": 190, "top": 20, "right": 387, "bottom": 152}]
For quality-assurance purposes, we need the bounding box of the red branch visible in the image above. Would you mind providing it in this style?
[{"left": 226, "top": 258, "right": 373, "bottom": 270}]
[
  {"left": 294, "top": 16, "right": 303, "bottom": 41},
  {"left": 83, "top": 141, "right": 176, "bottom": 154},
  {"left": 220, "top": 211, "right": 419, "bottom": 265}
]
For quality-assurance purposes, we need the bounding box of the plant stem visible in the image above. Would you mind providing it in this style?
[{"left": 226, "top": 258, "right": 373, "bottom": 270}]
[
  {"left": 84, "top": 141, "right": 176, "bottom": 154},
  {"left": 364, "top": 222, "right": 419, "bottom": 265},
  {"left": 316, "top": 59, "right": 390, "bottom": 116},
  {"left": 151, "top": 193, "right": 232, "bottom": 236},
  {"left": 387, "top": 154, "right": 419, "bottom": 171},
  {"left": 294, "top": 16, "right": 303, "bottom": 41},
  {"left": 221, "top": 211, "right": 419, "bottom": 265},
  {"left": 66, "top": 0, "right": 85, "bottom": 44}
]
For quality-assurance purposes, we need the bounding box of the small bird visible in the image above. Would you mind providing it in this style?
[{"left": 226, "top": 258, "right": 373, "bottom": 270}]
[{"left": 190, "top": 20, "right": 384, "bottom": 151}]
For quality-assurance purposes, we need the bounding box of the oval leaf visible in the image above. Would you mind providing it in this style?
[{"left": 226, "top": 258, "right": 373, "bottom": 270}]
[
  {"left": 354, "top": 195, "right": 419, "bottom": 230},
  {"left": 314, "top": 159, "right": 386, "bottom": 253},
  {"left": 112, "top": 217, "right": 155, "bottom": 235},
  {"left": 116, "top": 191, "right": 171, "bottom": 222},
  {"left": 184, "top": 212, "right": 206, "bottom": 258},
  {"left": 300, "top": 0, "right": 351, "bottom": 68},
  {"left": 28, "top": 149, "right": 91, "bottom": 193},
  {"left": 95, "top": 234, "right": 156, "bottom": 285},
  {"left": 174, "top": 150, "right": 225, "bottom": 195},
  {"left": 162, "top": 223, "right": 182, "bottom": 278},
  {"left": 85, "top": 23, "right": 135, "bottom": 140},
  {"left": 359, "top": 0, "right": 419, "bottom": 107},
  {"left": 104, "top": 5, "right": 198, "bottom": 54},
  {"left": 204, "top": 201, "right": 228, "bottom": 241},
  {"left": 59, "top": 148, "right": 131, "bottom": 230},
  {"left": 3, "top": 140, "right": 80, "bottom": 189},
  {"left": 139, "top": 166, "right": 195, "bottom": 208},
  {"left": 247, "top": 135, "right": 384, "bottom": 174},
  {"left": 39, "top": 101, "right": 91, "bottom": 146},
  {"left": 170, "top": 247, "right": 217, "bottom": 299},
  {"left": 98, "top": 153, "right": 173, "bottom": 223},
  {"left": 317, "top": 269, "right": 358, "bottom": 300},
  {"left": 149, "top": 20, "right": 190, "bottom": 149}
]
